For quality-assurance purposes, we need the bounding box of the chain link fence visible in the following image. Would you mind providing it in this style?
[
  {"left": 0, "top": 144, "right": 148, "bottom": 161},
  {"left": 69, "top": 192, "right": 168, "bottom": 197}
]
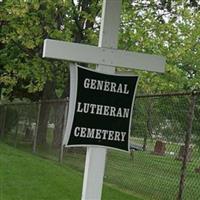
[{"left": 0, "top": 92, "right": 200, "bottom": 200}]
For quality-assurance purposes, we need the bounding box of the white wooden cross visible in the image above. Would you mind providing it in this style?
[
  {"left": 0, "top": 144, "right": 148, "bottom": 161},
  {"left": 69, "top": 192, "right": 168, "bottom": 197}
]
[{"left": 43, "top": 0, "right": 165, "bottom": 200}]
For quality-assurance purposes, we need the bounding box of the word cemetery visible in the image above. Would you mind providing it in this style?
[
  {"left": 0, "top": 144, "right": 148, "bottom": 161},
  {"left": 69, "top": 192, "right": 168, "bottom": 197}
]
[{"left": 73, "top": 127, "right": 127, "bottom": 142}]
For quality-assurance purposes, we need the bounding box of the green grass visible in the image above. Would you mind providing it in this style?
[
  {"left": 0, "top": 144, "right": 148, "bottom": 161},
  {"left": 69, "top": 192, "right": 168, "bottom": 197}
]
[
  {"left": 104, "top": 149, "right": 200, "bottom": 200},
  {"left": 2, "top": 134, "right": 200, "bottom": 200},
  {"left": 105, "top": 151, "right": 181, "bottom": 200},
  {"left": 62, "top": 144, "right": 200, "bottom": 200},
  {"left": 0, "top": 142, "right": 142, "bottom": 200}
]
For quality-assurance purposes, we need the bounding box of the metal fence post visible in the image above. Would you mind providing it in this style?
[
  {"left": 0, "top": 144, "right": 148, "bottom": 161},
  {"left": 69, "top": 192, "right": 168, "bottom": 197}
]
[{"left": 177, "top": 92, "right": 196, "bottom": 200}]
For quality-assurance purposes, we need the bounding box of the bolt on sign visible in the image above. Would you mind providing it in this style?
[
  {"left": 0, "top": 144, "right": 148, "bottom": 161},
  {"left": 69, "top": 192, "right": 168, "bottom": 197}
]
[{"left": 63, "top": 65, "right": 138, "bottom": 151}]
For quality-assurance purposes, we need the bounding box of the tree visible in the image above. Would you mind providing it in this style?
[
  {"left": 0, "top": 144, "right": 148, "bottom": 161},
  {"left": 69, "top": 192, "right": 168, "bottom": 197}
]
[
  {"left": 1, "top": 0, "right": 200, "bottom": 147},
  {"left": 0, "top": 0, "right": 101, "bottom": 147},
  {"left": 120, "top": 1, "right": 200, "bottom": 147}
]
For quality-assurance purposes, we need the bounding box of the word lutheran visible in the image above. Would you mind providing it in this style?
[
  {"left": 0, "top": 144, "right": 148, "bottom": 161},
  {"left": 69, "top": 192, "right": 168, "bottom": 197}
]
[
  {"left": 83, "top": 78, "right": 130, "bottom": 94},
  {"left": 65, "top": 65, "right": 138, "bottom": 151},
  {"left": 77, "top": 102, "right": 130, "bottom": 118}
]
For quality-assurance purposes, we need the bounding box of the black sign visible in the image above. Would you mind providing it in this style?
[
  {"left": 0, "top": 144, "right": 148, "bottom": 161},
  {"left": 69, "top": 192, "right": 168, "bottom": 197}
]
[{"left": 63, "top": 65, "right": 138, "bottom": 151}]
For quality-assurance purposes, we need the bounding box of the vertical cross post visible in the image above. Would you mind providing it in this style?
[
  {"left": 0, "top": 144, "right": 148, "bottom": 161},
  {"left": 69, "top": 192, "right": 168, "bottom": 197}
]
[{"left": 81, "top": 1, "right": 122, "bottom": 200}]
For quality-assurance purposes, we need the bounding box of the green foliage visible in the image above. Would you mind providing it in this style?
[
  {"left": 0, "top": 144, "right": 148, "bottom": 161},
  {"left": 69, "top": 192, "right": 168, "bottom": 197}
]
[
  {"left": 120, "top": 0, "right": 200, "bottom": 94},
  {"left": 0, "top": 0, "right": 100, "bottom": 100},
  {"left": 1, "top": 1, "right": 200, "bottom": 99}
]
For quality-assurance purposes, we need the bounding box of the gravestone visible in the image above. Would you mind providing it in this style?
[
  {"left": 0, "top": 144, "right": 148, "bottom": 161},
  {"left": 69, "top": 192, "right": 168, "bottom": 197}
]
[{"left": 153, "top": 140, "right": 166, "bottom": 156}]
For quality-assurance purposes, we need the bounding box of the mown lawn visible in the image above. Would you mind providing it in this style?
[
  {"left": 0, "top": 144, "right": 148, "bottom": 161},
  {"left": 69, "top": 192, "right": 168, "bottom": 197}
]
[
  {"left": 63, "top": 144, "right": 200, "bottom": 200},
  {"left": 0, "top": 142, "right": 142, "bottom": 200},
  {"left": 2, "top": 136, "right": 200, "bottom": 200},
  {"left": 104, "top": 149, "right": 200, "bottom": 200}
]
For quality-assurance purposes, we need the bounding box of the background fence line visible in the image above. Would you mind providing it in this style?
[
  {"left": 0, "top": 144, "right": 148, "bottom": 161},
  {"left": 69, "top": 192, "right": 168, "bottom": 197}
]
[{"left": 0, "top": 91, "right": 200, "bottom": 200}]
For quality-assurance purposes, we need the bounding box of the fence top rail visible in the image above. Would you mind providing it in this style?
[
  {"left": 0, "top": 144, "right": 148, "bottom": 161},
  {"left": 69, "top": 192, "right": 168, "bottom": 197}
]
[
  {"left": 0, "top": 91, "right": 199, "bottom": 106},
  {"left": 0, "top": 98, "right": 69, "bottom": 106},
  {"left": 136, "top": 91, "right": 200, "bottom": 98}
]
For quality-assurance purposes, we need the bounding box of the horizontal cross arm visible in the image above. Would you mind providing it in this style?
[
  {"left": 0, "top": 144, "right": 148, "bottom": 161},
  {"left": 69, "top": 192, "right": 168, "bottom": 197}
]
[{"left": 43, "top": 39, "right": 165, "bottom": 73}]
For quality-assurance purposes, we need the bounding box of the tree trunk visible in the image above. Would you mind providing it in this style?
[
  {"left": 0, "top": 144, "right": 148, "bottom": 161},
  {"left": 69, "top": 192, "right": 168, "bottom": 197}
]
[
  {"left": 52, "top": 101, "right": 66, "bottom": 148},
  {"left": 0, "top": 105, "right": 7, "bottom": 138},
  {"left": 51, "top": 77, "right": 69, "bottom": 148},
  {"left": 36, "top": 81, "right": 56, "bottom": 145},
  {"left": 36, "top": 102, "right": 50, "bottom": 145}
]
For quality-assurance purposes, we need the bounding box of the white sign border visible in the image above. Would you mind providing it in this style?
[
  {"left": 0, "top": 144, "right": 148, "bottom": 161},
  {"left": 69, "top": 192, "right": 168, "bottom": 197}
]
[{"left": 63, "top": 64, "right": 139, "bottom": 152}]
